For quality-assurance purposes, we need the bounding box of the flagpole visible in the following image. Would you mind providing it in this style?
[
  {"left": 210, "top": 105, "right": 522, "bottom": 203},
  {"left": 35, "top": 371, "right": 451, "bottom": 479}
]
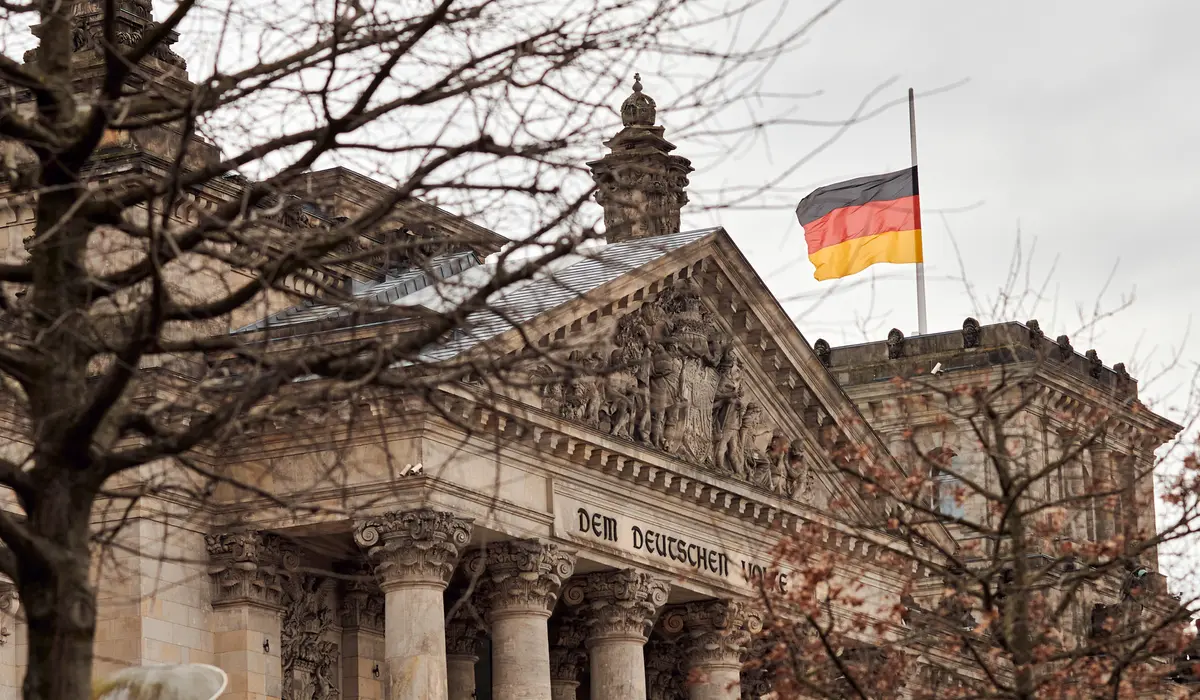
[{"left": 909, "top": 87, "right": 928, "bottom": 335}]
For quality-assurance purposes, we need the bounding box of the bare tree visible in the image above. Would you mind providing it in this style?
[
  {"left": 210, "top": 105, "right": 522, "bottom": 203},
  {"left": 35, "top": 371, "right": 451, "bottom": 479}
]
[
  {"left": 751, "top": 321, "right": 1200, "bottom": 700},
  {"left": 0, "top": 0, "right": 847, "bottom": 698}
]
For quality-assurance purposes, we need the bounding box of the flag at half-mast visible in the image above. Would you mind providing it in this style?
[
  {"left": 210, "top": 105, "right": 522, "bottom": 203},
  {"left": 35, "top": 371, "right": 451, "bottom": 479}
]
[{"left": 794, "top": 166, "right": 923, "bottom": 281}]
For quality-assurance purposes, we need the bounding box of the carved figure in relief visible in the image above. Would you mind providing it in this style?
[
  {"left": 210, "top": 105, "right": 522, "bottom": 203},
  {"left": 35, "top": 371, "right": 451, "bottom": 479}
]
[
  {"left": 564, "top": 350, "right": 605, "bottom": 424},
  {"left": 524, "top": 276, "right": 825, "bottom": 500},
  {"left": 712, "top": 353, "right": 745, "bottom": 475},
  {"left": 735, "top": 403, "right": 772, "bottom": 486},
  {"left": 791, "top": 440, "right": 815, "bottom": 500},
  {"left": 607, "top": 315, "right": 652, "bottom": 440},
  {"left": 768, "top": 432, "right": 790, "bottom": 493}
]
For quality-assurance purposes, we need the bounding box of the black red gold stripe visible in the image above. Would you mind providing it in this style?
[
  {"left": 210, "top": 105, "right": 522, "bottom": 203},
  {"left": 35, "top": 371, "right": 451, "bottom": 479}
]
[{"left": 795, "top": 167, "right": 923, "bottom": 281}]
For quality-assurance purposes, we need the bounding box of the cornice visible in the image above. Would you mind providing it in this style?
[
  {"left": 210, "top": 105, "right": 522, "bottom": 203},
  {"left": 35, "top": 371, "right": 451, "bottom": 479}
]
[{"left": 434, "top": 384, "right": 936, "bottom": 577}]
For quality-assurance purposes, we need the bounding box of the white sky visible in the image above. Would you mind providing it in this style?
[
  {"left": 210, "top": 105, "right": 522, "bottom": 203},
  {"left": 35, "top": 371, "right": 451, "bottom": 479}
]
[{"left": 664, "top": 0, "right": 1200, "bottom": 593}]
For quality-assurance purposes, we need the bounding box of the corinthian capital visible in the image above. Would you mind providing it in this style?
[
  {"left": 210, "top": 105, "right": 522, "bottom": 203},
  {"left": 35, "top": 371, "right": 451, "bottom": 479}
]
[
  {"left": 662, "top": 599, "right": 763, "bottom": 668},
  {"left": 354, "top": 509, "right": 472, "bottom": 590},
  {"left": 480, "top": 540, "right": 576, "bottom": 619},
  {"left": 563, "top": 568, "right": 671, "bottom": 643},
  {"left": 206, "top": 530, "right": 295, "bottom": 610}
]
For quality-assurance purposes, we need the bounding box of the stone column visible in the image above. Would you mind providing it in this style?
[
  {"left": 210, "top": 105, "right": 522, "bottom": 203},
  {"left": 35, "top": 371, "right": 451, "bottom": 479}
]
[
  {"left": 340, "top": 571, "right": 386, "bottom": 700},
  {"left": 207, "top": 531, "right": 290, "bottom": 700},
  {"left": 445, "top": 605, "right": 486, "bottom": 700},
  {"left": 565, "top": 569, "right": 671, "bottom": 700},
  {"left": 548, "top": 612, "right": 588, "bottom": 700},
  {"left": 355, "top": 510, "right": 473, "bottom": 700},
  {"left": 479, "top": 540, "right": 576, "bottom": 700},
  {"left": 663, "top": 601, "right": 762, "bottom": 700}
]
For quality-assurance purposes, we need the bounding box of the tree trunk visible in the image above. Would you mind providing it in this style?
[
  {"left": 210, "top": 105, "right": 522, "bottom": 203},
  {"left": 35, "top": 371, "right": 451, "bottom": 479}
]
[{"left": 19, "top": 478, "right": 97, "bottom": 700}]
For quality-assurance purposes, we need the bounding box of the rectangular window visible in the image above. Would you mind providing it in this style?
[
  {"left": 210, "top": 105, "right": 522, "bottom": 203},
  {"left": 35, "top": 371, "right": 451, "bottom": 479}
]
[{"left": 934, "top": 473, "right": 967, "bottom": 519}]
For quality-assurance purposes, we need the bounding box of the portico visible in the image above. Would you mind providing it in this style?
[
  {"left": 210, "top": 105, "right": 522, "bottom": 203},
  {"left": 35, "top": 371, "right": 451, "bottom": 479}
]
[{"left": 203, "top": 507, "right": 767, "bottom": 700}]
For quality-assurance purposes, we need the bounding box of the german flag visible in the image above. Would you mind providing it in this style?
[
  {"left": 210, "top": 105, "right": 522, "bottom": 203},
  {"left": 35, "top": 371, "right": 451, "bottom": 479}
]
[{"left": 795, "top": 167, "right": 923, "bottom": 281}]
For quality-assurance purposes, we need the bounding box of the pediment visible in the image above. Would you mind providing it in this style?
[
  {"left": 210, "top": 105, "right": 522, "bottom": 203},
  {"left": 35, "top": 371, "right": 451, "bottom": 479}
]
[{"left": 471, "top": 228, "right": 908, "bottom": 525}]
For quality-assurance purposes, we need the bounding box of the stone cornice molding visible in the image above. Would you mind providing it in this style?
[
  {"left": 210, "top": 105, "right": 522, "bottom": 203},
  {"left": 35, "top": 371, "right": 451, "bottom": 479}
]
[
  {"left": 479, "top": 540, "right": 577, "bottom": 619},
  {"left": 353, "top": 509, "right": 473, "bottom": 591},
  {"left": 206, "top": 530, "right": 297, "bottom": 611},
  {"left": 661, "top": 600, "right": 763, "bottom": 668},
  {"left": 434, "top": 385, "right": 937, "bottom": 579},
  {"left": 563, "top": 568, "right": 671, "bottom": 643}
]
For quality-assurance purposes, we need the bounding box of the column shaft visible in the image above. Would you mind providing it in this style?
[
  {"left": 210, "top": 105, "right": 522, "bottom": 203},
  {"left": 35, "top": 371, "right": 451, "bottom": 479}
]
[
  {"left": 491, "top": 613, "right": 552, "bottom": 700},
  {"left": 550, "top": 680, "right": 579, "bottom": 700},
  {"left": 355, "top": 509, "right": 473, "bottom": 700},
  {"left": 446, "top": 654, "right": 478, "bottom": 700},
  {"left": 480, "top": 540, "right": 576, "bottom": 700},
  {"left": 565, "top": 570, "right": 670, "bottom": 700},
  {"left": 687, "top": 665, "right": 740, "bottom": 700},
  {"left": 590, "top": 640, "right": 646, "bottom": 700},
  {"left": 385, "top": 584, "right": 448, "bottom": 698}
]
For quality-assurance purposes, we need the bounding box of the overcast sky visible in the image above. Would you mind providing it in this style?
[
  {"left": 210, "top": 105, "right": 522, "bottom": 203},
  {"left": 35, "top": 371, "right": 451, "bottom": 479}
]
[{"left": 666, "top": 1, "right": 1200, "bottom": 585}]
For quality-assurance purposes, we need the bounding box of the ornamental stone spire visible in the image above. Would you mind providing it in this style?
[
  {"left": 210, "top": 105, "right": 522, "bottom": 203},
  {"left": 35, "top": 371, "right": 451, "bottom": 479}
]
[{"left": 588, "top": 73, "right": 694, "bottom": 244}]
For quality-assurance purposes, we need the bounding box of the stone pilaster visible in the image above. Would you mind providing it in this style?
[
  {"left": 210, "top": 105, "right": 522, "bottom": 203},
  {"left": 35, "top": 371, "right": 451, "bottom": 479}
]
[
  {"left": 445, "top": 605, "right": 486, "bottom": 700},
  {"left": 340, "top": 570, "right": 385, "bottom": 700},
  {"left": 355, "top": 509, "right": 472, "bottom": 700},
  {"left": 662, "top": 601, "right": 762, "bottom": 700},
  {"left": 1089, "top": 447, "right": 1117, "bottom": 542},
  {"left": 564, "top": 569, "right": 671, "bottom": 700},
  {"left": 0, "top": 578, "right": 18, "bottom": 700},
  {"left": 549, "top": 613, "right": 589, "bottom": 700},
  {"left": 480, "top": 540, "right": 577, "bottom": 700},
  {"left": 207, "top": 531, "right": 291, "bottom": 700}
]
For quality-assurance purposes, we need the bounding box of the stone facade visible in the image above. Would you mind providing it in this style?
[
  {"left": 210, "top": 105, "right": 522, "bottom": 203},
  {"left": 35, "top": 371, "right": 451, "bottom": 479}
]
[{"left": 0, "top": 13, "right": 1182, "bottom": 700}]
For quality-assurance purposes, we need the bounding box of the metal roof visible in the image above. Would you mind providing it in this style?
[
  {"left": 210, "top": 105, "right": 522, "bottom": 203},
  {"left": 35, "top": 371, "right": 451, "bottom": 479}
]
[
  {"left": 231, "top": 249, "right": 482, "bottom": 333},
  {"left": 233, "top": 227, "right": 720, "bottom": 362},
  {"left": 418, "top": 227, "right": 720, "bottom": 362}
]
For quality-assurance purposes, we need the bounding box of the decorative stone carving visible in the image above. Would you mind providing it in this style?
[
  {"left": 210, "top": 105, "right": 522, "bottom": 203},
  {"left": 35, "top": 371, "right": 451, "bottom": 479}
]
[
  {"left": 206, "top": 531, "right": 294, "bottom": 610},
  {"left": 281, "top": 575, "right": 340, "bottom": 700},
  {"left": 565, "top": 569, "right": 671, "bottom": 642},
  {"left": 1086, "top": 349, "right": 1103, "bottom": 378},
  {"left": 445, "top": 604, "right": 488, "bottom": 658},
  {"left": 1027, "top": 318, "right": 1044, "bottom": 346},
  {"left": 536, "top": 279, "right": 816, "bottom": 501},
  {"left": 588, "top": 75, "right": 693, "bottom": 243},
  {"left": 338, "top": 565, "right": 385, "bottom": 633},
  {"left": 1056, "top": 334, "right": 1073, "bottom": 360},
  {"left": 662, "top": 600, "right": 763, "bottom": 667},
  {"left": 768, "top": 435, "right": 814, "bottom": 502},
  {"left": 813, "top": 338, "right": 832, "bottom": 366},
  {"left": 645, "top": 636, "right": 685, "bottom": 700},
  {"left": 741, "top": 636, "right": 777, "bottom": 700},
  {"left": 622, "top": 73, "right": 657, "bottom": 127},
  {"left": 479, "top": 540, "right": 577, "bottom": 617},
  {"left": 353, "top": 509, "right": 473, "bottom": 589},
  {"left": 1114, "top": 362, "right": 1131, "bottom": 380},
  {"left": 886, "top": 328, "right": 905, "bottom": 360},
  {"left": 962, "top": 317, "right": 981, "bottom": 348},
  {"left": 549, "top": 614, "right": 590, "bottom": 683}
]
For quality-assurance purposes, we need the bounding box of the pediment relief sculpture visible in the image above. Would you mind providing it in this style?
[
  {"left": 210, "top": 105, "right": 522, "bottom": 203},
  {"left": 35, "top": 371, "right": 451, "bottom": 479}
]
[{"left": 532, "top": 278, "right": 814, "bottom": 502}]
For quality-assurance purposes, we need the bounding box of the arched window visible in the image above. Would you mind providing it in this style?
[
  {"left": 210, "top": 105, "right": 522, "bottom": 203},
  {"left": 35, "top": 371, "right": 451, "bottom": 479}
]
[{"left": 929, "top": 448, "right": 967, "bottom": 520}]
